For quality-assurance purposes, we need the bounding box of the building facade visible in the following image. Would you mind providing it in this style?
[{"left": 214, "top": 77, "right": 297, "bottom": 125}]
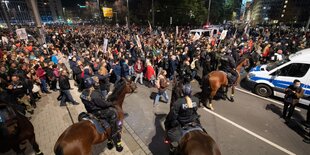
[
  {"left": 0, "top": 0, "right": 64, "bottom": 24},
  {"left": 249, "top": 0, "right": 310, "bottom": 25}
]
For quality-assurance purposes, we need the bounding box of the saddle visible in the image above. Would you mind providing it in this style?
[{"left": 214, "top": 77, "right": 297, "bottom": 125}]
[
  {"left": 78, "top": 112, "right": 110, "bottom": 134},
  {"left": 181, "top": 122, "right": 204, "bottom": 137}
]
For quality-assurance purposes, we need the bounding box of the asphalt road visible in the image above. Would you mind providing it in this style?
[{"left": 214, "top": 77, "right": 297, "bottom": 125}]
[{"left": 122, "top": 79, "right": 310, "bottom": 155}]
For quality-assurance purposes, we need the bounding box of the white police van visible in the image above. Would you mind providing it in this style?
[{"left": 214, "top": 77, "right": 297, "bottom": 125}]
[{"left": 247, "top": 48, "right": 310, "bottom": 106}]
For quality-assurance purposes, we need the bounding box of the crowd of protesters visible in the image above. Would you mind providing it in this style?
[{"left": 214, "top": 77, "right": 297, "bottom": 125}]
[{"left": 0, "top": 24, "right": 309, "bottom": 120}]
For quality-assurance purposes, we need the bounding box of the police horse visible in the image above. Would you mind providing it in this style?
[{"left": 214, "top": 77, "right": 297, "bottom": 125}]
[
  {"left": 201, "top": 57, "right": 249, "bottom": 110},
  {"left": 54, "top": 79, "right": 137, "bottom": 155},
  {"left": 166, "top": 78, "right": 221, "bottom": 155},
  {"left": 0, "top": 102, "right": 43, "bottom": 155}
]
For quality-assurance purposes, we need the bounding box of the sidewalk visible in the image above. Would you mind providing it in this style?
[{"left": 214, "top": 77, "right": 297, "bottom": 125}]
[{"left": 29, "top": 82, "right": 133, "bottom": 155}]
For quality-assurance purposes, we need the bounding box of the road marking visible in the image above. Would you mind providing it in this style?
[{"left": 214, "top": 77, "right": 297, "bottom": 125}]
[
  {"left": 202, "top": 107, "right": 296, "bottom": 155},
  {"left": 235, "top": 87, "right": 301, "bottom": 112}
]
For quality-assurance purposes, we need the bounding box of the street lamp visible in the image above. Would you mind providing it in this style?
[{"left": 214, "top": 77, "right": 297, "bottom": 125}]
[
  {"left": 126, "top": 0, "right": 129, "bottom": 27},
  {"left": 207, "top": 0, "right": 212, "bottom": 25}
]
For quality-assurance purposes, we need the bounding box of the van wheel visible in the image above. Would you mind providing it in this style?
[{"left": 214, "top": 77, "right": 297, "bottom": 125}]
[{"left": 255, "top": 84, "right": 272, "bottom": 97}]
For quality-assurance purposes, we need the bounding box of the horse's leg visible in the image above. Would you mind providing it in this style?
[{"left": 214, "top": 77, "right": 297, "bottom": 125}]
[
  {"left": 208, "top": 90, "right": 216, "bottom": 111},
  {"left": 230, "top": 86, "right": 235, "bottom": 102},
  {"left": 29, "top": 135, "right": 43, "bottom": 155}
]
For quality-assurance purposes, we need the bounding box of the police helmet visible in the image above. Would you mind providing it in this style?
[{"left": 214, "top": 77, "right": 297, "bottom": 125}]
[
  {"left": 182, "top": 84, "right": 192, "bottom": 96},
  {"left": 84, "top": 77, "right": 95, "bottom": 89}
]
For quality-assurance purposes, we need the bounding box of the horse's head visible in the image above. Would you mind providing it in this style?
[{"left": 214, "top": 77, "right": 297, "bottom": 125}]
[{"left": 123, "top": 77, "right": 137, "bottom": 94}]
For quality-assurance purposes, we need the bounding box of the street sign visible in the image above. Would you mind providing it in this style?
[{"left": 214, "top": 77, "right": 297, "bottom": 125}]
[
  {"left": 219, "top": 30, "right": 228, "bottom": 40},
  {"left": 102, "top": 7, "right": 113, "bottom": 18}
]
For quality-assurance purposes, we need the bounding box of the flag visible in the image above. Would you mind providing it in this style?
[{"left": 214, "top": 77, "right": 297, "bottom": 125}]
[{"left": 148, "top": 21, "right": 152, "bottom": 33}]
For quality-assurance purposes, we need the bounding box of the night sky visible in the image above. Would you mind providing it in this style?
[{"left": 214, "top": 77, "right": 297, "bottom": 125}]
[{"left": 62, "top": 0, "right": 86, "bottom": 7}]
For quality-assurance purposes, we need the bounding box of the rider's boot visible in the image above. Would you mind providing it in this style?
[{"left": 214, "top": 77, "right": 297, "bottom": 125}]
[
  {"left": 107, "top": 139, "right": 114, "bottom": 150},
  {"left": 112, "top": 133, "right": 123, "bottom": 152}
]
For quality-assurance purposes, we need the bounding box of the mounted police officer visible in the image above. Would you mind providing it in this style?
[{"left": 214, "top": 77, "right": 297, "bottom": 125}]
[
  {"left": 80, "top": 76, "right": 123, "bottom": 152},
  {"left": 219, "top": 48, "right": 238, "bottom": 86},
  {"left": 164, "top": 84, "right": 201, "bottom": 151}
]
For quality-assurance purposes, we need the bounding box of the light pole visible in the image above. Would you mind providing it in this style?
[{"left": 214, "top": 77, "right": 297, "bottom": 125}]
[
  {"left": 0, "top": 0, "right": 12, "bottom": 31},
  {"left": 152, "top": 0, "right": 154, "bottom": 26},
  {"left": 113, "top": 11, "right": 118, "bottom": 24},
  {"left": 207, "top": 0, "right": 212, "bottom": 25},
  {"left": 126, "top": 0, "right": 129, "bottom": 26}
]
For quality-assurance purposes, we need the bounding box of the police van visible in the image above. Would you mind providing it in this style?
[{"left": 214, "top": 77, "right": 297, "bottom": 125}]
[{"left": 247, "top": 48, "right": 310, "bottom": 106}]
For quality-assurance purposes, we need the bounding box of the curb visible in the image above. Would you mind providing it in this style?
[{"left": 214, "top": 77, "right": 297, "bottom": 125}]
[{"left": 123, "top": 121, "right": 153, "bottom": 155}]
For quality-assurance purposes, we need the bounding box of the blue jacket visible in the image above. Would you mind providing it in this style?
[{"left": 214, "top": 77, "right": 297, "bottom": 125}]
[
  {"left": 113, "top": 64, "right": 122, "bottom": 76},
  {"left": 51, "top": 55, "right": 58, "bottom": 64},
  {"left": 121, "top": 63, "right": 129, "bottom": 77}
]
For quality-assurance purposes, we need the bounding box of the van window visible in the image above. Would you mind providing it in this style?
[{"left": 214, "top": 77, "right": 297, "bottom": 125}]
[{"left": 277, "top": 63, "right": 310, "bottom": 77}]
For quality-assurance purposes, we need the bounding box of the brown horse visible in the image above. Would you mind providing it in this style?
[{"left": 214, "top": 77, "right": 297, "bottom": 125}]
[
  {"left": 178, "top": 130, "right": 221, "bottom": 155},
  {"left": 0, "top": 102, "right": 43, "bottom": 155},
  {"left": 54, "top": 79, "right": 137, "bottom": 155},
  {"left": 201, "top": 57, "right": 249, "bottom": 110}
]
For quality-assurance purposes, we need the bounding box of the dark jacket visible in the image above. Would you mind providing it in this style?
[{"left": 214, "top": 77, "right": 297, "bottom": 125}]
[
  {"left": 80, "top": 88, "right": 113, "bottom": 112},
  {"left": 59, "top": 75, "right": 71, "bottom": 90},
  {"left": 97, "top": 73, "right": 111, "bottom": 92},
  {"left": 113, "top": 63, "right": 122, "bottom": 76},
  {"left": 164, "top": 96, "right": 200, "bottom": 130},
  {"left": 219, "top": 53, "right": 236, "bottom": 72},
  {"left": 9, "top": 80, "right": 28, "bottom": 98},
  {"left": 284, "top": 85, "right": 304, "bottom": 105},
  {"left": 121, "top": 63, "right": 129, "bottom": 77}
]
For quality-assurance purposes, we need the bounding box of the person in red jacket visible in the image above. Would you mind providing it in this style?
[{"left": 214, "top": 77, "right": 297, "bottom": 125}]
[
  {"left": 145, "top": 60, "right": 155, "bottom": 87},
  {"left": 34, "top": 64, "right": 50, "bottom": 94},
  {"left": 134, "top": 58, "right": 144, "bottom": 85}
]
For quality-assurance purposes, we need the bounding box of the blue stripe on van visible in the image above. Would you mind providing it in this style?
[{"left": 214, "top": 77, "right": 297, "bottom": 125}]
[
  {"left": 250, "top": 66, "right": 262, "bottom": 72},
  {"left": 249, "top": 76, "right": 310, "bottom": 95}
]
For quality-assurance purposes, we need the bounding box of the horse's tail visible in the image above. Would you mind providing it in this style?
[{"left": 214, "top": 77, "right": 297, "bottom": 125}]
[{"left": 54, "top": 144, "right": 64, "bottom": 155}]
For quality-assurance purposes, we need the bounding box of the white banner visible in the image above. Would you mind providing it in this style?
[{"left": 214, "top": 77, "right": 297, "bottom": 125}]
[
  {"left": 136, "top": 35, "right": 142, "bottom": 48},
  {"left": 103, "top": 39, "right": 108, "bottom": 53},
  {"left": 219, "top": 30, "right": 228, "bottom": 40},
  {"left": 1, "top": 36, "right": 8, "bottom": 44},
  {"left": 16, "top": 28, "right": 28, "bottom": 40}
]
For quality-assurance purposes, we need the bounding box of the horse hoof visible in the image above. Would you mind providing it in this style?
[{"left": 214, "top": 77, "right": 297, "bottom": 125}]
[
  {"left": 230, "top": 97, "right": 235, "bottom": 102},
  {"left": 207, "top": 105, "right": 214, "bottom": 111}
]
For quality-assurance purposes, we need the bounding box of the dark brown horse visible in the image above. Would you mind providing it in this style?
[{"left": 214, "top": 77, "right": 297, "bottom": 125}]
[
  {"left": 54, "top": 79, "right": 137, "bottom": 155},
  {"left": 201, "top": 58, "right": 249, "bottom": 110},
  {"left": 178, "top": 130, "right": 221, "bottom": 155},
  {"left": 0, "top": 102, "right": 43, "bottom": 155}
]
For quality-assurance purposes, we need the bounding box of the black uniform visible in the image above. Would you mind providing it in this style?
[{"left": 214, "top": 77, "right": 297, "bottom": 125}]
[
  {"left": 80, "top": 87, "right": 121, "bottom": 147},
  {"left": 219, "top": 53, "right": 238, "bottom": 85},
  {"left": 164, "top": 96, "right": 200, "bottom": 143}
]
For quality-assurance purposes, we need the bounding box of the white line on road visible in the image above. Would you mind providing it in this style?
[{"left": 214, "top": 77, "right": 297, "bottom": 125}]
[
  {"left": 235, "top": 87, "right": 301, "bottom": 112},
  {"left": 202, "top": 107, "right": 296, "bottom": 155}
]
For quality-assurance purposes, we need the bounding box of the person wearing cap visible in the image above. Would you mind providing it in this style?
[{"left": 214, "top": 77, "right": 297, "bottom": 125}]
[
  {"left": 219, "top": 48, "right": 238, "bottom": 86},
  {"left": 164, "top": 83, "right": 201, "bottom": 150}
]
